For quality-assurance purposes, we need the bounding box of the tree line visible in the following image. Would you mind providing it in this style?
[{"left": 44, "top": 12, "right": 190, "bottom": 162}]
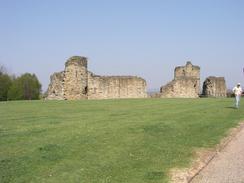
[{"left": 0, "top": 65, "right": 42, "bottom": 101}]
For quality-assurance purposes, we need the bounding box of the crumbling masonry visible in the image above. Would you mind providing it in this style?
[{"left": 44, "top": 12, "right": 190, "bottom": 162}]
[
  {"left": 202, "top": 76, "right": 227, "bottom": 97},
  {"left": 159, "top": 61, "right": 200, "bottom": 98},
  {"left": 47, "top": 57, "right": 228, "bottom": 100},
  {"left": 46, "top": 56, "right": 147, "bottom": 100}
]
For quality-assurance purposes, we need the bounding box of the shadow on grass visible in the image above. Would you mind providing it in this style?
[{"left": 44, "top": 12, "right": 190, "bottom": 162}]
[{"left": 225, "top": 106, "right": 237, "bottom": 109}]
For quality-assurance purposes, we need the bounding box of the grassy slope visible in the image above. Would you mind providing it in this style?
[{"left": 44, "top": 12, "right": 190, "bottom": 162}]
[{"left": 0, "top": 98, "right": 243, "bottom": 183}]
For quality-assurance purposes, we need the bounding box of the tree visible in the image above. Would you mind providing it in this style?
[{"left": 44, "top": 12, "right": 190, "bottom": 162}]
[
  {"left": 8, "top": 73, "right": 42, "bottom": 100},
  {"left": 0, "top": 64, "right": 12, "bottom": 101},
  {"left": 0, "top": 74, "right": 12, "bottom": 101}
]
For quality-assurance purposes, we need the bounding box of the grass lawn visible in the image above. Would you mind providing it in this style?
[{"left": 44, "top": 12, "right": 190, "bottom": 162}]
[{"left": 0, "top": 98, "right": 243, "bottom": 183}]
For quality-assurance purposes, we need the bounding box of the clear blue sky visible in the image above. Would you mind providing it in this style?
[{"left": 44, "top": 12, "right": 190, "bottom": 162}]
[{"left": 0, "top": 0, "right": 244, "bottom": 91}]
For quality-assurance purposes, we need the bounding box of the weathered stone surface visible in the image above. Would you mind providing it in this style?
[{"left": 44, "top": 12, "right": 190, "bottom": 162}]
[
  {"left": 88, "top": 72, "right": 147, "bottom": 99},
  {"left": 46, "top": 56, "right": 147, "bottom": 100},
  {"left": 160, "top": 61, "right": 200, "bottom": 98},
  {"left": 63, "top": 56, "right": 88, "bottom": 100},
  {"left": 202, "top": 76, "right": 227, "bottom": 97},
  {"left": 46, "top": 72, "right": 64, "bottom": 100}
]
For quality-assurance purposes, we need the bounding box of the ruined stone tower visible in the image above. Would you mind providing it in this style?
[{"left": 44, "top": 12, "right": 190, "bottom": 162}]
[
  {"left": 46, "top": 71, "right": 65, "bottom": 100},
  {"left": 160, "top": 61, "right": 200, "bottom": 98},
  {"left": 64, "top": 56, "right": 88, "bottom": 100},
  {"left": 46, "top": 56, "right": 147, "bottom": 100},
  {"left": 202, "top": 76, "right": 227, "bottom": 97},
  {"left": 174, "top": 61, "right": 200, "bottom": 80}
]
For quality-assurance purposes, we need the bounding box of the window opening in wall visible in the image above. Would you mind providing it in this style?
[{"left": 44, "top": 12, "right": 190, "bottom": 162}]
[{"left": 83, "top": 86, "right": 88, "bottom": 95}]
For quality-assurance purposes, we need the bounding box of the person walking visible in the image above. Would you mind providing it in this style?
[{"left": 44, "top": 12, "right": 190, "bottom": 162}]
[{"left": 232, "top": 83, "right": 243, "bottom": 108}]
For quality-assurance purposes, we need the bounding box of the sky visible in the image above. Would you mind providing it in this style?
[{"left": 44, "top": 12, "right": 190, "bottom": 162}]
[{"left": 0, "top": 0, "right": 244, "bottom": 92}]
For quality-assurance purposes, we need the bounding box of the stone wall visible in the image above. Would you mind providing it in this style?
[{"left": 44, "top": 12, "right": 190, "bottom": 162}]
[
  {"left": 46, "top": 56, "right": 147, "bottom": 100},
  {"left": 63, "top": 56, "right": 88, "bottom": 100},
  {"left": 175, "top": 61, "right": 200, "bottom": 79},
  {"left": 46, "top": 72, "right": 64, "bottom": 100},
  {"left": 160, "top": 61, "right": 200, "bottom": 98},
  {"left": 202, "top": 76, "right": 227, "bottom": 97},
  {"left": 88, "top": 72, "right": 147, "bottom": 99}
]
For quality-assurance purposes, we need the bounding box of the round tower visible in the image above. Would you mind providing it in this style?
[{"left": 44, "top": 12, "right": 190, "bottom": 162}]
[
  {"left": 65, "top": 56, "right": 88, "bottom": 68},
  {"left": 63, "top": 56, "right": 88, "bottom": 100},
  {"left": 174, "top": 61, "right": 200, "bottom": 79}
]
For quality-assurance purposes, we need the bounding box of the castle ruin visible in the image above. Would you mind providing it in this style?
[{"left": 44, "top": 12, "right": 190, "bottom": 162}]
[
  {"left": 47, "top": 57, "right": 228, "bottom": 100},
  {"left": 159, "top": 61, "right": 200, "bottom": 98},
  {"left": 202, "top": 76, "right": 227, "bottom": 97},
  {"left": 46, "top": 56, "right": 147, "bottom": 100}
]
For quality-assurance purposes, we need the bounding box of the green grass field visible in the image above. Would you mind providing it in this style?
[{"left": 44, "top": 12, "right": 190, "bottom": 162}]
[{"left": 0, "top": 98, "right": 243, "bottom": 183}]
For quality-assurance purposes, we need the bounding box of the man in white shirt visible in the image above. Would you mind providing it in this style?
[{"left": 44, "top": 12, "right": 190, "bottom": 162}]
[{"left": 233, "top": 83, "right": 243, "bottom": 108}]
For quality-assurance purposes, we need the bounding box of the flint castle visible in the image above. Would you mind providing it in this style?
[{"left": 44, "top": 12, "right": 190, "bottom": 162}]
[
  {"left": 47, "top": 56, "right": 147, "bottom": 100},
  {"left": 46, "top": 56, "right": 227, "bottom": 100}
]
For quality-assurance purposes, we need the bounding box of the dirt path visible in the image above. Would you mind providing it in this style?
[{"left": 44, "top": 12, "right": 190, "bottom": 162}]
[{"left": 190, "top": 124, "right": 244, "bottom": 183}]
